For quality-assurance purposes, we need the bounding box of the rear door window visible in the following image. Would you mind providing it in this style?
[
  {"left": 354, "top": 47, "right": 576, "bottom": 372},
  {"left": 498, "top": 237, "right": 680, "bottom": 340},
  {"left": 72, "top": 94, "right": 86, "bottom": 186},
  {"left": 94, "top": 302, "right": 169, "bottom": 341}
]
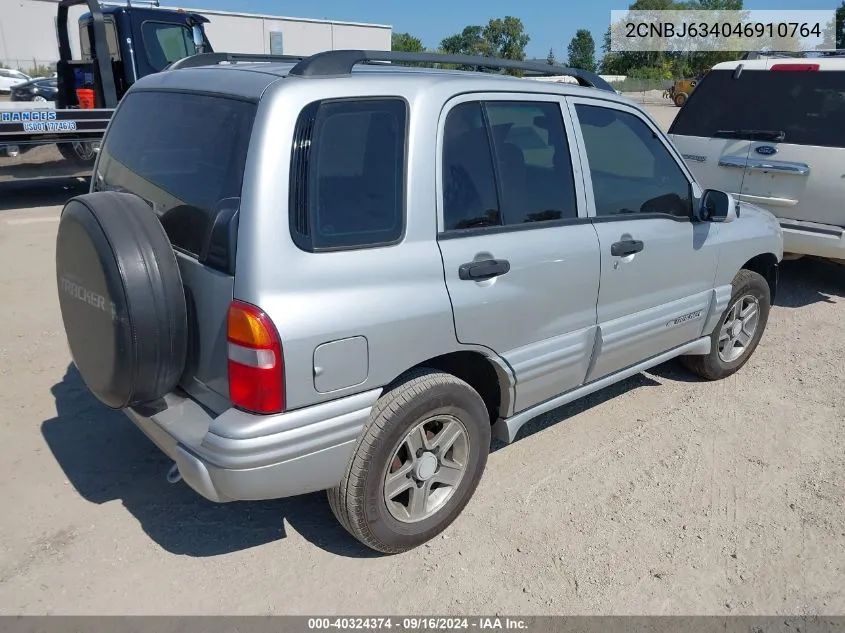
[
  {"left": 485, "top": 101, "right": 579, "bottom": 225},
  {"left": 95, "top": 90, "right": 256, "bottom": 258},
  {"left": 289, "top": 98, "right": 407, "bottom": 251},
  {"left": 670, "top": 68, "right": 845, "bottom": 149},
  {"left": 441, "top": 99, "right": 579, "bottom": 232}
]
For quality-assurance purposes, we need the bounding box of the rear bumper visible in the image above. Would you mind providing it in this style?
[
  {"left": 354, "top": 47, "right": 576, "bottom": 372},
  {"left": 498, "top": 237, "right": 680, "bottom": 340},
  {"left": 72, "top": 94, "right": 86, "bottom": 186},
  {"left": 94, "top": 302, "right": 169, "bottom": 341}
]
[
  {"left": 780, "top": 219, "right": 845, "bottom": 260},
  {"left": 123, "top": 388, "right": 381, "bottom": 503}
]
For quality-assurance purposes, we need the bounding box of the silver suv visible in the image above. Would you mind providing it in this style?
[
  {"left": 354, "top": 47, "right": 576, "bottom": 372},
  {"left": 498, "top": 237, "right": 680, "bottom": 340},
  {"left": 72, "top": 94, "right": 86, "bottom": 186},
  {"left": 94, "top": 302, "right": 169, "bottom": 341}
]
[{"left": 55, "top": 50, "right": 783, "bottom": 554}]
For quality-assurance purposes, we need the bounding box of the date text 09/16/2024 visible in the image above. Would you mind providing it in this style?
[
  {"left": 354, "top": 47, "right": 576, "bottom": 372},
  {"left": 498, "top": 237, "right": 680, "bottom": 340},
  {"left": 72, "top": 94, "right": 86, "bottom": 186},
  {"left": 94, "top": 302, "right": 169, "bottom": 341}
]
[{"left": 307, "top": 618, "right": 529, "bottom": 631}]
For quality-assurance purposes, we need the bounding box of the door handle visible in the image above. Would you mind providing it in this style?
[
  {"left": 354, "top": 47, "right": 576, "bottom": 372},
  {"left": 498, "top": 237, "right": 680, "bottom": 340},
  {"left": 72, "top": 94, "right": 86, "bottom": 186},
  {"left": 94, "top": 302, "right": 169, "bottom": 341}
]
[
  {"left": 718, "top": 156, "right": 810, "bottom": 176},
  {"left": 458, "top": 258, "right": 511, "bottom": 281},
  {"left": 610, "top": 239, "right": 644, "bottom": 257}
]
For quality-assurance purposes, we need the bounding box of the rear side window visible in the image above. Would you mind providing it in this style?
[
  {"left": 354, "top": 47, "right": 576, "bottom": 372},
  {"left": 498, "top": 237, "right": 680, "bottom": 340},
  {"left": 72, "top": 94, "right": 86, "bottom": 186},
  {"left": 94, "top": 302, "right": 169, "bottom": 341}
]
[
  {"left": 670, "top": 69, "right": 845, "bottom": 149},
  {"left": 290, "top": 98, "right": 407, "bottom": 251},
  {"left": 95, "top": 90, "right": 256, "bottom": 258}
]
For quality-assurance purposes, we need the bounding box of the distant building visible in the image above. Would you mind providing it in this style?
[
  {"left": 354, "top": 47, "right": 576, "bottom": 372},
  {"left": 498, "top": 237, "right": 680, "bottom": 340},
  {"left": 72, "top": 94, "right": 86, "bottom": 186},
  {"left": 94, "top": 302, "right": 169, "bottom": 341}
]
[{"left": 0, "top": 0, "right": 392, "bottom": 71}]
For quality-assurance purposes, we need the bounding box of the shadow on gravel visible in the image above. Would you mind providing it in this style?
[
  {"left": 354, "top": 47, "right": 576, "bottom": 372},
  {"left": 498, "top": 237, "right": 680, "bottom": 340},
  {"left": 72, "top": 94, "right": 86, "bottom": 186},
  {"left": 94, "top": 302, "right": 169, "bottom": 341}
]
[
  {"left": 773, "top": 257, "right": 845, "bottom": 309},
  {"left": 0, "top": 177, "right": 89, "bottom": 212},
  {"left": 39, "top": 257, "right": 842, "bottom": 558},
  {"left": 41, "top": 363, "right": 380, "bottom": 559}
]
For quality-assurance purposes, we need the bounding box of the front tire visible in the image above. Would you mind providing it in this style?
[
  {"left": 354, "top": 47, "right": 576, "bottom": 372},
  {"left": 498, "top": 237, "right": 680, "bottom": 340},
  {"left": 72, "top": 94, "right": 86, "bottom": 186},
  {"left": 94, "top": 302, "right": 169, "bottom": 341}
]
[
  {"left": 682, "top": 269, "right": 771, "bottom": 380},
  {"left": 328, "top": 369, "right": 491, "bottom": 554}
]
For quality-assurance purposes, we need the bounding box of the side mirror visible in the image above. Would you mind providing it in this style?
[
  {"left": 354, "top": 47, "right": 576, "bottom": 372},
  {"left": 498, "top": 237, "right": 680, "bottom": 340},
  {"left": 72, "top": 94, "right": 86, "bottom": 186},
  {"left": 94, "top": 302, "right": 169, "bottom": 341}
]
[
  {"left": 191, "top": 25, "right": 205, "bottom": 55},
  {"left": 698, "top": 189, "right": 738, "bottom": 223}
]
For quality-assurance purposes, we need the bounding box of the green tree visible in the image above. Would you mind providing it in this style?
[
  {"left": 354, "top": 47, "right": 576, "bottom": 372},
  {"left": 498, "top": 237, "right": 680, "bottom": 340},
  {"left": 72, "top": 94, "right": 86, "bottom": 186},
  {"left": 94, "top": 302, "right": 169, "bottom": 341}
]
[
  {"left": 689, "top": 0, "right": 742, "bottom": 8},
  {"left": 440, "top": 25, "right": 487, "bottom": 56},
  {"left": 835, "top": 1, "right": 845, "bottom": 50},
  {"left": 599, "top": 25, "right": 626, "bottom": 74},
  {"left": 599, "top": 0, "right": 752, "bottom": 78},
  {"left": 546, "top": 47, "right": 557, "bottom": 65},
  {"left": 567, "top": 29, "right": 597, "bottom": 71},
  {"left": 391, "top": 32, "right": 425, "bottom": 53},
  {"left": 440, "top": 17, "right": 530, "bottom": 75},
  {"left": 628, "top": 0, "right": 677, "bottom": 9},
  {"left": 483, "top": 17, "right": 531, "bottom": 62},
  {"left": 817, "top": 1, "right": 844, "bottom": 51}
]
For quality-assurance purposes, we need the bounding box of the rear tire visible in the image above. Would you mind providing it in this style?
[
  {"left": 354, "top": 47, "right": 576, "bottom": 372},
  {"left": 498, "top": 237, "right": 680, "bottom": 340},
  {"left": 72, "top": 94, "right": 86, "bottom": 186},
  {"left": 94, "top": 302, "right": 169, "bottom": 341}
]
[
  {"left": 327, "top": 368, "right": 491, "bottom": 554},
  {"left": 681, "top": 269, "right": 770, "bottom": 380},
  {"left": 674, "top": 92, "right": 688, "bottom": 107}
]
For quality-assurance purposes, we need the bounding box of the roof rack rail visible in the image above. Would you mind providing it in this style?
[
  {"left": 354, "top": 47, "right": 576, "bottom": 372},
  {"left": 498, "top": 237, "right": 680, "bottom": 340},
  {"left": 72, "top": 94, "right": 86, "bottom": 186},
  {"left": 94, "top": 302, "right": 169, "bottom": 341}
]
[
  {"left": 741, "top": 49, "right": 845, "bottom": 60},
  {"left": 287, "top": 49, "right": 617, "bottom": 92},
  {"left": 167, "top": 52, "right": 307, "bottom": 71}
]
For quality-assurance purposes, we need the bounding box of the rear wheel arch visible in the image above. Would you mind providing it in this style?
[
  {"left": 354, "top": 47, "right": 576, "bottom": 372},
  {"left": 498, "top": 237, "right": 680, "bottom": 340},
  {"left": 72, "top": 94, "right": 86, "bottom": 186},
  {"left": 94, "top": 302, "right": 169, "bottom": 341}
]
[{"left": 383, "top": 351, "right": 511, "bottom": 424}]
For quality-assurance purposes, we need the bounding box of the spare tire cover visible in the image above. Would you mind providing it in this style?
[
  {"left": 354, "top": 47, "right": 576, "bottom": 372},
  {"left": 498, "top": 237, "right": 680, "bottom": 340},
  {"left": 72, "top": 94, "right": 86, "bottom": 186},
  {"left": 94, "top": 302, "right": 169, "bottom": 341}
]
[{"left": 56, "top": 191, "right": 187, "bottom": 409}]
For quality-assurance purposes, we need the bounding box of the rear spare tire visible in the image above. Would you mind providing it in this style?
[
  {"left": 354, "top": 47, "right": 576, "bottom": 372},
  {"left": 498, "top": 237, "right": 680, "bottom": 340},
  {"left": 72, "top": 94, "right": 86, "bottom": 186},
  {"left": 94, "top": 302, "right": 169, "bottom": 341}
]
[{"left": 56, "top": 191, "right": 187, "bottom": 409}]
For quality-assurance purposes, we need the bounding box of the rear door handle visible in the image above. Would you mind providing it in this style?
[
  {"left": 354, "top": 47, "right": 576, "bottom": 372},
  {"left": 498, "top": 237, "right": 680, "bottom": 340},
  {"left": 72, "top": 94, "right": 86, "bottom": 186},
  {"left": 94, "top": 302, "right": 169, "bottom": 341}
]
[
  {"left": 458, "top": 258, "right": 511, "bottom": 281},
  {"left": 611, "top": 239, "right": 644, "bottom": 257}
]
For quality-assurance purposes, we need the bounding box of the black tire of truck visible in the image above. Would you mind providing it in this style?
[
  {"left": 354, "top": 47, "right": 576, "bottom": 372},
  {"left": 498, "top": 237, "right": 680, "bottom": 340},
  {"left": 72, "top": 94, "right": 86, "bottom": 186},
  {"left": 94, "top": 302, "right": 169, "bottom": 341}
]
[
  {"left": 57, "top": 141, "right": 98, "bottom": 167},
  {"left": 55, "top": 191, "right": 188, "bottom": 410}
]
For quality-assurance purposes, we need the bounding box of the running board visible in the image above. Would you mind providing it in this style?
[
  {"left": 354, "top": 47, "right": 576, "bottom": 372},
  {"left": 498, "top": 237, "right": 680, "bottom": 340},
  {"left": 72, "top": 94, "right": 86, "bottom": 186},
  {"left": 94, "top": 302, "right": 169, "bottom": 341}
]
[{"left": 492, "top": 336, "right": 712, "bottom": 444}]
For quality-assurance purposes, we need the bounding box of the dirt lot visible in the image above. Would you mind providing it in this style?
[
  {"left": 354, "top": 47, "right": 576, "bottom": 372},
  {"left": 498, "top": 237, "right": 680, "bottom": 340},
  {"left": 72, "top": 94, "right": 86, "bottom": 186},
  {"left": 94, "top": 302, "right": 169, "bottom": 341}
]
[{"left": 0, "top": 102, "right": 842, "bottom": 616}]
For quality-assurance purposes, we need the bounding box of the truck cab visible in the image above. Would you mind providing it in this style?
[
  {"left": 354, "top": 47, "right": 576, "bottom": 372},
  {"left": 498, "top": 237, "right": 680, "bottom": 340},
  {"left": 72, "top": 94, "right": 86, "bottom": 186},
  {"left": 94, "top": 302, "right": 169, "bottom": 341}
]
[{"left": 56, "top": 0, "right": 213, "bottom": 110}]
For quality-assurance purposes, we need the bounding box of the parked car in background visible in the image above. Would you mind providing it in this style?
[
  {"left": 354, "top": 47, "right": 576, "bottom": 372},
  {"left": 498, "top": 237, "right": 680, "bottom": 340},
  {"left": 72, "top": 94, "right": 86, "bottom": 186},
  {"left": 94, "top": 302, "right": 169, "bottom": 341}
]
[
  {"left": 10, "top": 76, "right": 59, "bottom": 102},
  {"left": 0, "top": 68, "right": 32, "bottom": 93},
  {"left": 668, "top": 53, "right": 845, "bottom": 263}
]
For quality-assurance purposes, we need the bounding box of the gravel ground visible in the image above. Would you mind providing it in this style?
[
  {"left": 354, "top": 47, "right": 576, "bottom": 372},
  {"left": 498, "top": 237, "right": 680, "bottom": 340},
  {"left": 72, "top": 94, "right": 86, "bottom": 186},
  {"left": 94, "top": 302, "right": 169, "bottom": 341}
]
[{"left": 0, "top": 103, "right": 842, "bottom": 616}]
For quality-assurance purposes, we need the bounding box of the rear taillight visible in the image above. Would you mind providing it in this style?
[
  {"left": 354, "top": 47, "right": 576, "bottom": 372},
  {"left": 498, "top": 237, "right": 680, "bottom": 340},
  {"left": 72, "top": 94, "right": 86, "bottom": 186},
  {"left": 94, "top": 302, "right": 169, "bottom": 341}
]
[
  {"left": 771, "top": 63, "right": 820, "bottom": 71},
  {"left": 227, "top": 300, "right": 284, "bottom": 414}
]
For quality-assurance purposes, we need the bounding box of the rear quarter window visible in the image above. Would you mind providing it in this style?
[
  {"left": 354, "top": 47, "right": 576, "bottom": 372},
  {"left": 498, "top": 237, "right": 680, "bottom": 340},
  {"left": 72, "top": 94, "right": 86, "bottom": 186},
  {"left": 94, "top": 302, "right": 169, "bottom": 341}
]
[
  {"left": 670, "top": 68, "right": 845, "bottom": 148},
  {"left": 95, "top": 90, "right": 256, "bottom": 259},
  {"left": 289, "top": 98, "right": 408, "bottom": 251}
]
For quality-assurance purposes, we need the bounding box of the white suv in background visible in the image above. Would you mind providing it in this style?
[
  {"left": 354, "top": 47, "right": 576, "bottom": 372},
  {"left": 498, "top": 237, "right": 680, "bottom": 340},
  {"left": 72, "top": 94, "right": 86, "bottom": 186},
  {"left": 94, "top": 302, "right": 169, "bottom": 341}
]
[{"left": 668, "top": 54, "right": 845, "bottom": 263}]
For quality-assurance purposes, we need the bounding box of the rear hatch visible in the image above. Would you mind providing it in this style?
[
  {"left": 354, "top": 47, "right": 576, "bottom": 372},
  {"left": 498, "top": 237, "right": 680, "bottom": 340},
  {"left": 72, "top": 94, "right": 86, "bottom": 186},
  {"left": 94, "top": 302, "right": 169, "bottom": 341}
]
[
  {"left": 668, "top": 62, "right": 845, "bottom": 227},
  {"left": 91, "top": 88, "right": 256, "bottom": 413}
]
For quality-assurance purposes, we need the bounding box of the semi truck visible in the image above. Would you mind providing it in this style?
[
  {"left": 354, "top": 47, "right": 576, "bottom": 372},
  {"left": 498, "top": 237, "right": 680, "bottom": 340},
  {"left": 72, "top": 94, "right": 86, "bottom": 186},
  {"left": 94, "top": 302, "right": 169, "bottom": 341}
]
[{"left": 0, "top": 0, "right": 214, "bottom": 172}]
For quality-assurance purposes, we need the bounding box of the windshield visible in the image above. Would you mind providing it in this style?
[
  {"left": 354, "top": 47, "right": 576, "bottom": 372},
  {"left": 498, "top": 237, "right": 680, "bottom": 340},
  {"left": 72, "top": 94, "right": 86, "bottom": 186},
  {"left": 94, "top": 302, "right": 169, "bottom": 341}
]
[{"left": 669, "top": 68, "right": 845, "bottom": 149}]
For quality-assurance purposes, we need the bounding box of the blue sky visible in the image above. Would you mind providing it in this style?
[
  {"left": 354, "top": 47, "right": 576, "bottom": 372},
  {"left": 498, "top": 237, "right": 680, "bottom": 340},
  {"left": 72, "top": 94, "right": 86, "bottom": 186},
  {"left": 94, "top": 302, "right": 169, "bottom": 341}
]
[{"left": 169, "top": 0, "right": 841, "bottom": 60}]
